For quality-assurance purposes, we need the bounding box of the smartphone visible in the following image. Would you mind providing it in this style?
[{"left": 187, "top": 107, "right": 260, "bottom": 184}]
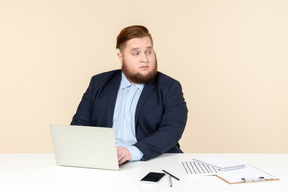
[{"left": 140, "top": 172, "right": 166, "bottom": 183}]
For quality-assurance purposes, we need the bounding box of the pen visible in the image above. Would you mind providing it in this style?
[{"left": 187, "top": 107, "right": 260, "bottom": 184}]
[
  {"left": 169, "top": 176, "right": 172, "bottom": 187},
  {"left": 162, "top": 169, "right": 180, "bottom": 181}
]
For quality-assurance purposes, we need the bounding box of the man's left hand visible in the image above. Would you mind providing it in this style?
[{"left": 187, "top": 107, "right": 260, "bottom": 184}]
[{"left": 117, "top": 146, "right": 132, "bottom": 165}]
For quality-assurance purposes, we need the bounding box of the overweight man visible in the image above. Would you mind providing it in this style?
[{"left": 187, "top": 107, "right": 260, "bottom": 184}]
[{"left": 71, "top": 25, "right": 188, "bottom": 164}]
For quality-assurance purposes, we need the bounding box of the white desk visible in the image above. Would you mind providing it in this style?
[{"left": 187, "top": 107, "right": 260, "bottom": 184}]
[{"left": 0, "top": 153, "right": 287, "bottom": 192}]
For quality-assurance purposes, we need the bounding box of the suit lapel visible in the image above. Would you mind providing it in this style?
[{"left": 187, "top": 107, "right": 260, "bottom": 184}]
[{"left": 135, "top": 79, "right": 156, "bottom": 125}]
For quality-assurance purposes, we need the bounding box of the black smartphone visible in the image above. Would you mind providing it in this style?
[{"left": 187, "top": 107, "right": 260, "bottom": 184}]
[{"left": 140, "top": 172, "right": 166, "bottom": 183}]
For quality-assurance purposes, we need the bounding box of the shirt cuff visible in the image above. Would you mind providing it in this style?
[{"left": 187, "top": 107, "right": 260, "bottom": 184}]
[{"left": 126, "top": 146, "right": 143, "bottom": 161}]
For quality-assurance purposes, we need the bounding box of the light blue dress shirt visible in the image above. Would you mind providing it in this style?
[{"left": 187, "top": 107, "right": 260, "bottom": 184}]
[{"left": 112, "top": 73, "right": 144, "bottom": 161}]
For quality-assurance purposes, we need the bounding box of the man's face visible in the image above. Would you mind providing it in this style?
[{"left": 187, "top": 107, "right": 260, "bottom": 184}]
[{"left": 117, "top": 37, "right": 157, "bottom": 84}]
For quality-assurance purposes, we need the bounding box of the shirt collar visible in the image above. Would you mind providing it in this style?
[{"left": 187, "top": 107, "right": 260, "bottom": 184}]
[{"left": 120, "top": 73, "right": 144, "bottom": 91}]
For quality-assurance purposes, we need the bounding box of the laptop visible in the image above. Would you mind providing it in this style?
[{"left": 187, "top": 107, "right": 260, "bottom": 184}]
[{"left": 49, "top": 124, "right": 120, "bottom": 170}]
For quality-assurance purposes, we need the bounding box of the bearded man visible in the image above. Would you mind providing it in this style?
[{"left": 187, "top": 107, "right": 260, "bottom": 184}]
[{"left": 71, "top": 25, "right": 188, "bottom": 164}]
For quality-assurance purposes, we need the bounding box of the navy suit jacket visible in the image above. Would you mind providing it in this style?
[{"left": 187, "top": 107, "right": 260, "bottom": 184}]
[{"left": 71, "top": 70, "right": 188, "bottom": 161}]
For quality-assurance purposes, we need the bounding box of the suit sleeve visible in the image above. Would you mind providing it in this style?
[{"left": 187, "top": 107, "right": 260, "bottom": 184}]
[
  {"left": 70, "top": 77, "right": 95, "bottom": 126},
  {"left": 134, "top": 80, "right": 188, "bottom": 161}
]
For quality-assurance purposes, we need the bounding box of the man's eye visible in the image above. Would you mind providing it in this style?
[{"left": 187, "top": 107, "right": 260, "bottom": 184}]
[
  {"left": 133, "top": 52, "right": 139, "bottom": 56},
  {"left": 146, "top": 50, "right": 153, "bottom": 55}
]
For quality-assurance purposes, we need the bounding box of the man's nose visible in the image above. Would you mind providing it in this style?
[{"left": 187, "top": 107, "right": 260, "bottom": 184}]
[{"left": 140, "top": 53, "right": 148, "bottom": 63}]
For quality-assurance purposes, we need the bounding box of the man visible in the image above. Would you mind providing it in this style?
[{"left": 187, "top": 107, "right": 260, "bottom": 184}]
[{"left": 71, "top": 25, "right": 188, "bottom": 164}]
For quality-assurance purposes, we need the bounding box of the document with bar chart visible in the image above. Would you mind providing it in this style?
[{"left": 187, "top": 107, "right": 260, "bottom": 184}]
[{"left": 181, "top": 160, "right": 219, "bottom": 176}]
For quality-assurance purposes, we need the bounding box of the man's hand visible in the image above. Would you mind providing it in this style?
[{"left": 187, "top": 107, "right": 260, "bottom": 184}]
[{"left": 117, "top": 146, "right": 132, "bottom": 165}]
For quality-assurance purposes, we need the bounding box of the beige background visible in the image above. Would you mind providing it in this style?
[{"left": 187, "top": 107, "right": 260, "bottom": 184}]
[{"left": 1, "top": 0, "right": 287, "bottom": 153}]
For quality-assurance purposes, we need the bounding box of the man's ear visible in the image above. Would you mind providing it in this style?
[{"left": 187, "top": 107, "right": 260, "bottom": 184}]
[{"left": 117, "top": 52, "right": 123, "bottom": 64}]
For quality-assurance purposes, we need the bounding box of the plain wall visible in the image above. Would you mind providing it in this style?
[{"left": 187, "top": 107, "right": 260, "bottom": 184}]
[{"left": 1, "top": 0, "right": 287, "bottom": 153}]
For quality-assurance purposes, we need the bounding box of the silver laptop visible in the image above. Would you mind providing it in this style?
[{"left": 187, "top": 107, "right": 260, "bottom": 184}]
[{"left": 50, "top": 124, "right": 119, "bottom": 170}]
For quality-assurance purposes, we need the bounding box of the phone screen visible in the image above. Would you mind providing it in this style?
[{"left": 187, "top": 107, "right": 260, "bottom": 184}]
[{"left": 140, "top": 172, "right": 165, "bottom": 183}]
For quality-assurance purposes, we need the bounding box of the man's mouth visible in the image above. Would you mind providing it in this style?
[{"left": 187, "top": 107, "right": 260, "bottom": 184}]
[{"left": 140, "top": 66, "right": 149, "bottom": 70}]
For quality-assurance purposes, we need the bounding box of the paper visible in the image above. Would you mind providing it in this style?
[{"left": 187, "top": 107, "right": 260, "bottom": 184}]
[
  {"left": 217, "top": 164, "right": 279, "bottom": 184},
  {"left": 181, "top": 161, "right": 219, "bottom": 175},
  {"left": 193, "top": 157, "right": 245, "bottom": 169}
]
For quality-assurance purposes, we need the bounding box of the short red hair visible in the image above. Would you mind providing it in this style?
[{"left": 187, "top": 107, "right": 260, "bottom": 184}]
[{"left": 116, "top": 25, "right": 153, "bottom": 52}]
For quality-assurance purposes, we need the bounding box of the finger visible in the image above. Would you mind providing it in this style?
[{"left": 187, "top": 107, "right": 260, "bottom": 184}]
[
  {"left": 117, "top": 148, "right": 125, "bottom": 162},
  {"left": 118, "top": 154, "right": 125, "bottom": 164},
  {"left": 119, "top": 155, "right": 128, "bottom": 165},
  {"left": 118, "top": 154, "right": 124, "bottom": 162}
]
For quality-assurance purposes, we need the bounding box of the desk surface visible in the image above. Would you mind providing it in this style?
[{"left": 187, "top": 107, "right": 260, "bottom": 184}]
[{"left": 0, "top": 153, "right": 287, "bottom": 192}]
